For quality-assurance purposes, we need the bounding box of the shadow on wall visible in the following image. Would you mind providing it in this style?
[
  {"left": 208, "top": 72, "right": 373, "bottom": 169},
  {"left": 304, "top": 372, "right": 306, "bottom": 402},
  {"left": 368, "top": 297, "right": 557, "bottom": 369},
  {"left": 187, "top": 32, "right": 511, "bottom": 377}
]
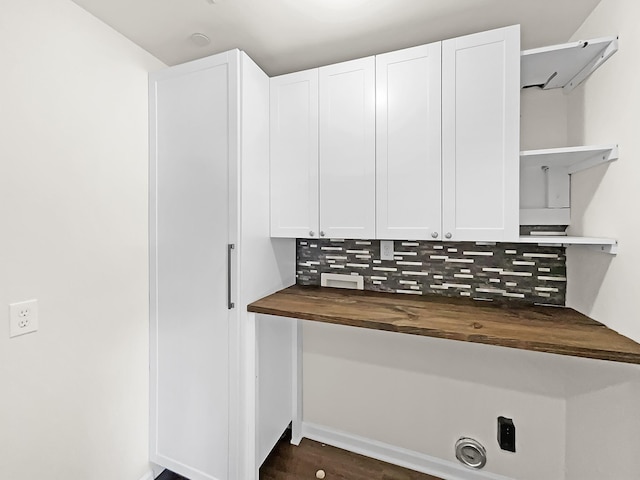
[
  {"left": 565, "top": 82, "right": 617, "bottom": 316},
  {"left": 569, "top": 163, "right": 614, "bottom": 234},
  {"left": 566, "top": 243, "right": 613, "bottom": 314},
  {"left": 566, "top": 380, "right": 640, "bottom": 480},
  {"left": 567, "top": 82, "right": 586, "bottom": 146},
  {"left": 303, "top": 321, "right": 640, "bottom": 398}
]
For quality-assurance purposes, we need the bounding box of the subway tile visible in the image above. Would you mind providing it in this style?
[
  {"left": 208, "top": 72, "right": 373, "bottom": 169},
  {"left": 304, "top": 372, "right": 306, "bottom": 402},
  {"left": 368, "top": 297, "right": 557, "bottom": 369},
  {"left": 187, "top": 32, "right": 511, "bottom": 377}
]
[
  {"left": 500, "top": 271, "right": 533, "bottom": 277},
  {"left": 523, "top": 253, "right": 559, "bottom": 259},
  {"left": 443, "top": 283, "right": 472, "bottom": 289},
  {"left": 296, "top": 238, "right": 566, "bottom": 306}
]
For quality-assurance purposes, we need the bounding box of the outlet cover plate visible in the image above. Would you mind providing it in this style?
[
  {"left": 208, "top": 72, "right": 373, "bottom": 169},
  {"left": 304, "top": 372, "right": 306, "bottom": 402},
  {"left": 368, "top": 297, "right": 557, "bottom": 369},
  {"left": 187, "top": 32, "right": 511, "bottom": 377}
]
[
  {"left": 9, "top": 299, "right": 39, "bottom": 338},
  {"left": 380, "top": 240, "right": 394, "bottom": 261}
]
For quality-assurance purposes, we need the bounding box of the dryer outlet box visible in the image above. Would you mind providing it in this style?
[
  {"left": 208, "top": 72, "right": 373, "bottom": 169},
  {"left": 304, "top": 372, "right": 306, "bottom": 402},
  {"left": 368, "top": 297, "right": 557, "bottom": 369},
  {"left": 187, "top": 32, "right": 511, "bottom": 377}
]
[{"left": 498, "top": 416, "right": 516, "bottom": 452}]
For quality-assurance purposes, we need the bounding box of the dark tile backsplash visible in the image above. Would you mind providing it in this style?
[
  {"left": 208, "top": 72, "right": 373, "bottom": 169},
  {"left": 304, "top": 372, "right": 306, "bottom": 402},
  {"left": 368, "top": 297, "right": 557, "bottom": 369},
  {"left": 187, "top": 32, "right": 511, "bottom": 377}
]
[{"left": 296, "top": 238, "right": 567, "bottom": 306}]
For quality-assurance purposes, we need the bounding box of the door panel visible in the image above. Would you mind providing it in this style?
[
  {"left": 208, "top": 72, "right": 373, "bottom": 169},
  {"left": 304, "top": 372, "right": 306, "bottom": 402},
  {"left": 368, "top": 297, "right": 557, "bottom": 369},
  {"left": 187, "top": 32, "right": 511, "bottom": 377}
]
[
  {"left": 442, "top": 26, "right": 520, "bottom": 242},
  {"left": 319, "top": 57, "right": 376, "bottom": 239},
  {"left": 270, "top": 70, "right": 319, "bottom": 238},
  {"left": 376, "top": 43, "right": 442, "bottom": 240},
  {"left": 151, "top": 55, "right": 230, "bottom": 480}
]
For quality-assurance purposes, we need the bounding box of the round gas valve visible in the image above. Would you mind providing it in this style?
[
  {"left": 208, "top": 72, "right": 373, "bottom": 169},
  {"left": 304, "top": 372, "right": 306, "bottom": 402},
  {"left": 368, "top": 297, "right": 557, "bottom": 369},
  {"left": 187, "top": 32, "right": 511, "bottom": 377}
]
[{"left": 455, "top": 437, "right": 487, "bottom": 469}]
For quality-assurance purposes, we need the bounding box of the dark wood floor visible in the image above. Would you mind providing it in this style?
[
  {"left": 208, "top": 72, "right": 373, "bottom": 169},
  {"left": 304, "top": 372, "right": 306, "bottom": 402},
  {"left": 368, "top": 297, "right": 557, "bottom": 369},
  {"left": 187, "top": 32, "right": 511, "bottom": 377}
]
[
  {"left": 260, "top": 432, "right": 443, "bottom": 480},
  {"left": 157, "top": 432, "right": 443, "bottom": 480},
  {"left": 156, "top": 470, "right": 185, "bottom": 480}
]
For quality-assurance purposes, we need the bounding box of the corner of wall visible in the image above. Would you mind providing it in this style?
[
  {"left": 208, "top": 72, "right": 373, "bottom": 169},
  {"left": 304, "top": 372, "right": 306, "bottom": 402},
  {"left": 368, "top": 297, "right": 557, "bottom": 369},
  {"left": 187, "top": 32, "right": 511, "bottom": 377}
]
[{"left": 564, "top": 0, "right": 640, "bottom": 342}]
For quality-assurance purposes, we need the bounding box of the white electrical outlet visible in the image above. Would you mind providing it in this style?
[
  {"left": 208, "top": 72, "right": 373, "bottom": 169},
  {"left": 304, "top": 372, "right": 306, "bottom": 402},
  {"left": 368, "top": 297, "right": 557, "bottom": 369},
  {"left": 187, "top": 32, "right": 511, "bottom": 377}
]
[
  {"left": 380, "top": 240, "right": 394, "bottom": 261},
  {"left": 9, "top": 299, "right": 38, "bottom": 338}
]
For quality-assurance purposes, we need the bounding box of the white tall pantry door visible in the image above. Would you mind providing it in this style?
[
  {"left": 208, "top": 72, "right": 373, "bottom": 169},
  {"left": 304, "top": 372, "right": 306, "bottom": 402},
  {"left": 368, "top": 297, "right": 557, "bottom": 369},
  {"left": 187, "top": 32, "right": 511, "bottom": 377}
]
[
  {"left": 150, "top": 53, "right": 234, "bottom": 480},
  {"left": 442, "top": 25, "right": 520, "bottom": 242}
]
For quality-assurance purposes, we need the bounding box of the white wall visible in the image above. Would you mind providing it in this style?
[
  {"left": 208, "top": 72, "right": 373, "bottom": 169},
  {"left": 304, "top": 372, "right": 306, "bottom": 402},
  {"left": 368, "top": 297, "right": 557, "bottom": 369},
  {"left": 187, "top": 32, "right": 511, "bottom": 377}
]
[
  {"left": 303, "top": 322, "right": 570, "bottom": 480},
  {"left": 0, "top": 1, "right": 164, "bottom": 479},
  {"left": 566, "top": 379, "right": 640, "bottom": 480},
  {"left": 520, "top": 88, "right": 570, "bottom": 212},
  {"left": 303, "top": 321, "right": 640, "bottom": 480},
  {"left": 562, "top": 1, "right": 640, "bottom": 476},
  {"left": 565, "top": 0, "right": 640, "bottom": 342},
  {"left": 521, "top": 88, "right": 568, "bottom": 151}
]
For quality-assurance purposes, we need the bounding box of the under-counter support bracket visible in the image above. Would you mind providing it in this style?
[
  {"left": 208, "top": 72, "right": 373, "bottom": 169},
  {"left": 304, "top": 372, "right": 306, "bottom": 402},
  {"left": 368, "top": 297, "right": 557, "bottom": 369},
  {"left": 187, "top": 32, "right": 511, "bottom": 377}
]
[
  {"left": 517, "top": 237, "right": 619, "bottom": 255},
  {"left": 582, "top": 241, "right": 619, "bottom": 255}
]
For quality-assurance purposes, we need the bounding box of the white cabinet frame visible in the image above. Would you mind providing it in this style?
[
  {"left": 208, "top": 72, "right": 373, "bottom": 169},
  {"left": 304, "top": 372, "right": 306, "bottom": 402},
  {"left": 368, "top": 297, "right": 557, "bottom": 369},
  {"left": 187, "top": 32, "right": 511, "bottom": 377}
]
[
  {"left": 442, "top": 25, "right": 520, "bottom": 242},
  {"left": 376, "top": 43, "right": 442, "bottom": 240},
  {"left": 319, "top": 57, "right": 376, "bottom": 239},
  {"left": 270, "top": 70, "right": 319, "bottom": 238}
]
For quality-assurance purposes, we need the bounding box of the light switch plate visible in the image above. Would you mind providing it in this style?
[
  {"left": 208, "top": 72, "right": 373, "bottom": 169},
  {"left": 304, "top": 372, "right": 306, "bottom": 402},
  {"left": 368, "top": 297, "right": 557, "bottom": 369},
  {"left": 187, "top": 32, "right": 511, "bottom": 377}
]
[
  {"left": 9, "top": 299, "right": 38, "bottom": 338},
  {"left": 380, "top": 240, "right": 394, "bottom": 261}
]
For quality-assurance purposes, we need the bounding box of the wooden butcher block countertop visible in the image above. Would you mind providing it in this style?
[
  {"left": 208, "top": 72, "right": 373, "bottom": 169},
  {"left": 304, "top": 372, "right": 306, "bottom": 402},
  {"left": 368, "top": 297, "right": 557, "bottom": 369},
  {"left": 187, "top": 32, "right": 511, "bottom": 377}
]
[{"left": 248, "top": 285, "right": 640, "bottom": 365}]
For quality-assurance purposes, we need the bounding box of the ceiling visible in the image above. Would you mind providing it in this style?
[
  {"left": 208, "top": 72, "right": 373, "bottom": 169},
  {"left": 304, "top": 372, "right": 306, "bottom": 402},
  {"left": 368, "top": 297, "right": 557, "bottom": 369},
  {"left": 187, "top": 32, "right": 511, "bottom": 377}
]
[{"left": 71, "top": 0, "right": 601, "bottom": 76}]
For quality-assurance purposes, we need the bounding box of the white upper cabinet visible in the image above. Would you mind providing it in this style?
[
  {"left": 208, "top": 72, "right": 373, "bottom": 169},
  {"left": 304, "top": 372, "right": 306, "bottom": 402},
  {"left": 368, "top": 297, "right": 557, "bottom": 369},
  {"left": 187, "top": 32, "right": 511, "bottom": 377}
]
[
  {"left": 442, "top": 25, "right": 520, "bottom": 242},
  {"left": 269, "top": 26, "right": 521, "bottom": 242},
  {"left": 319, "top": 57, "right": 376, "bottom": 239},
  {"left": 270, "top": 69, "right": 319, "bottom": 238},
  {"left": 376, "top": 43, "right": 442, "bottom": 240}
]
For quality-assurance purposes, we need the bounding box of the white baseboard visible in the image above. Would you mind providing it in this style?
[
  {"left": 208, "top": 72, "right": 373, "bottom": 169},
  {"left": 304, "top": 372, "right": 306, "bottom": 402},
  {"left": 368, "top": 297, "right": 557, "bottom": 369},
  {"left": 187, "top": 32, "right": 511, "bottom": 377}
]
[
  {"left": 138, "top": 464, "right": 165, "bottom": 480},
  {"left": 301, "top": 422, "right": 513, "bottom": 480}
]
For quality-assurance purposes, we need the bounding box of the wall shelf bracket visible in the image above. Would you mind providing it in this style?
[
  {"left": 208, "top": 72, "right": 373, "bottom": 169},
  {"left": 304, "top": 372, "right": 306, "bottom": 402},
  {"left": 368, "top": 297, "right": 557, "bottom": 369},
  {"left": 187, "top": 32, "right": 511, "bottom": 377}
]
[{"left": 521, "top": 36, "right": 618, "bottom": 92}]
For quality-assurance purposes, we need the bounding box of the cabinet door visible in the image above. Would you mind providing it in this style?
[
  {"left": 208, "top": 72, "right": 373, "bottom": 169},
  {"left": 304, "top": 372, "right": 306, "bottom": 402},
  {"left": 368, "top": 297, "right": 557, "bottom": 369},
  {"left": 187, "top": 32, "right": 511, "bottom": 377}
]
[
  {"left": 442, "top": 25, "right": 520, "bottom": 242},
  {"left": 319, "top": 57, "right": 376, "bottom": 239},
  {"left": 149, "top": 52, "right": 234, "bottom": 480},
  {"left": 270, "top": 69, "right": 319, "bottom": 238},
  {"left": 376, "top": 43, "right": 442, "bottom": 240}
]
